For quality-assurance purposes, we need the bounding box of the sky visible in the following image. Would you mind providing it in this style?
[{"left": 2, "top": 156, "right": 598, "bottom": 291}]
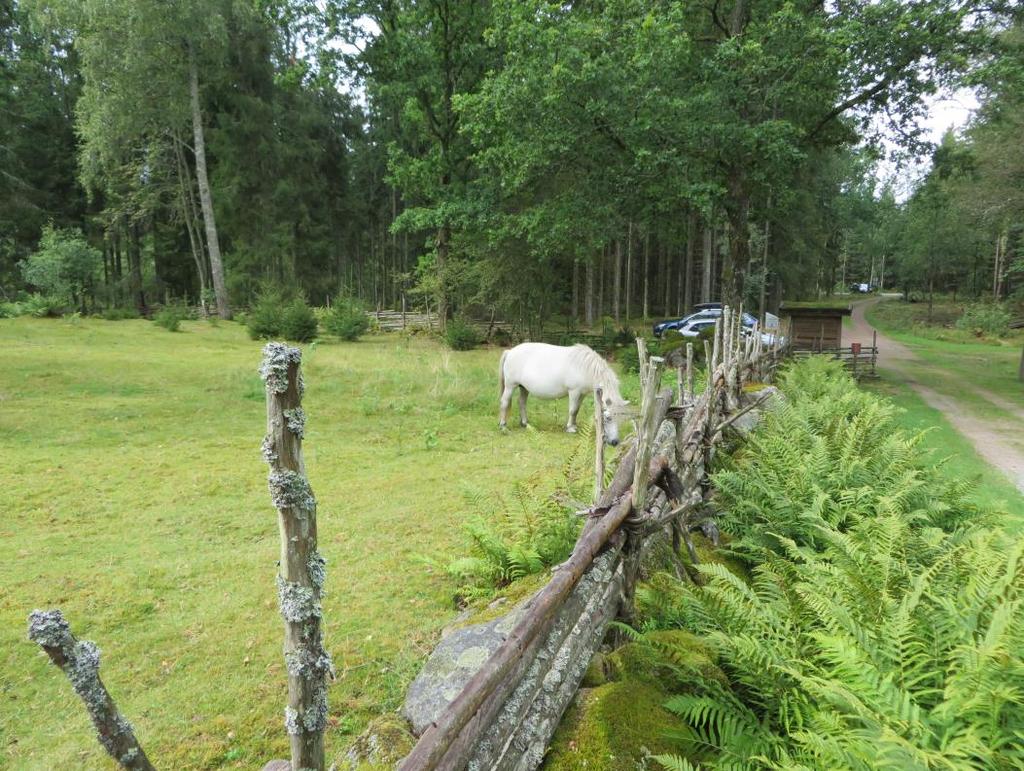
[{"left": 881, "top": 86, "right": 979, "bottom": 200}]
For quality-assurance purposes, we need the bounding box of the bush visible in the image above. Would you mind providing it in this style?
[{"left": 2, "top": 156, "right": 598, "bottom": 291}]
[
  {"left": 247, "top": 290, "right": 284, "bottom": 340},
  {"left": 22, "top": 293, "right": 65, "bottom": 318},
  {"left": 323, "top": 296, "right": 370, "bottom": 341},
  {"left": 0, "top": 301, "right": 23, "bottom": 318},
  {"left": 101, "top": 307, "right": 139, "bottom": 321},
  {"left": 955, "top": 302, "right": 1011, "bottom": 337},
  {"left": 281, "top": 298, "right": 319, "bottom": 343},
  {"left": 153, "top": 305, "right": 187, "bottom": 332},
  {"left": 443, "top": 316, "right": 482, "bottom": 350}
]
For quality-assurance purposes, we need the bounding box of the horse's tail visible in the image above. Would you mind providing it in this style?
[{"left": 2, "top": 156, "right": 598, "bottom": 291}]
[{"left": 498, "top": 349, "right": 508, "bottom": 396}]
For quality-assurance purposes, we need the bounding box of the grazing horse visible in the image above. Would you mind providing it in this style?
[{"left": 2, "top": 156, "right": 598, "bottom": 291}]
[{"left": 498, "top": 343, "right": 628, "bottom": 445}]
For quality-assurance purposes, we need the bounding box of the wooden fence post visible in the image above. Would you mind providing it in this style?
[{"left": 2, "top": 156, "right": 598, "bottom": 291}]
[
  {"left": 260, "top": 343, "right": 333, "bottom": 771},
  {"left": 27, "top": 610, "right": 155, "bottom": 771},
  {"left": 631, "top": 351, "right": 665, "bottom": 513},
  {"left": 594, "top": 386, "right": 605, "bottom": 502}
]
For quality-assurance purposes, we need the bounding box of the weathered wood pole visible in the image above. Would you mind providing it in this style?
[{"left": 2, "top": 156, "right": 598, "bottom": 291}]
[
  {"left": 260, "top": 343, "right": 333, "bottom": 771},
  {"left": 594, "top": 386, "right": 605, "bottom": 502},
  {"left": 27, "top": 609, "right": 155, "bottom": 771},
  {"left": 631, "top": 351, "right": 665, "bottom": 513}
]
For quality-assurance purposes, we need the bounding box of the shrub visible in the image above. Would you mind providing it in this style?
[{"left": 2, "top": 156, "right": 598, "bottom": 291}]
[
  {"left": 0, "top": 301, "right": 23, "bottom": 318},
  {"left": 101, "top": 307, "right": 139, "bottom": 321},
  {"left": 633, "top": 357, "right": 1018, "bottom": 771},
  {"left": 22, "top": 293, "right": 65, "bottom": 317},
  {"left": 281, "top": 298, "right": 319, "bottom": 342},
  {"left": 443, "top": 316, "right": 482, "bottom": 350},
  {"left": 247, "top": 289, "right": 284, "bottom": 340},
  {"left": 153, "top": 305, "right": 187, "bottom": 332},
  {"left": 955, "top": 302, "right": 1011, "bottom": 337},
  {"left": 323, "top": 296, "right": 369, "bottom": 341}
]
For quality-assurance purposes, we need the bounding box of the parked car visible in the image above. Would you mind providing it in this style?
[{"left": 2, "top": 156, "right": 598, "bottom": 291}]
[{"left": 653, "top": 307, "right": 759, "bottom": 338}]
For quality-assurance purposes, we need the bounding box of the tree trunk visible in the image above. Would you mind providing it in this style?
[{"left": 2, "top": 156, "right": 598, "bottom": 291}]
[
  {"left": 625, "top": 222, "right": 633, "bottom": 323},
  {"left": 598, "top": 246, "right": 605, "bottom": 320},
  {"left": 613, "top": 239, "right": 622, "bottom": 324},
  {"left": 585, "top": 257, "right": 595, "bottom": 326},
  {"left": 189, "top": 52, "right": 231, "bottom": 319},
  {"left": 642, "top": 232, "right": 650, "bottom": 320},
  {"left": 661, "top": 240, "right": 670, "bottom": 315},
  {"left": 722, "top": 173, "right": 751, "bottom": 309},
  {"left": 572, "top": 260, "right": 579, "bottom": 325},
  {"left": 701, "top": 219, "right": 713, "bottom": 304},
  {"left": 1018, "top": 342, "right": 1024, "bottom": 383},
  {"left": 759, "top": 213, "right": 770, "bottom": 323},
  {"left": 683, "top": 210, "right": 696, "bottom": 314},
  {"left": 128, "top": 223, "right": 144, "bottom": 314},
  {"left": 436, "top": 224, "right": 450, "bottom": 331}
]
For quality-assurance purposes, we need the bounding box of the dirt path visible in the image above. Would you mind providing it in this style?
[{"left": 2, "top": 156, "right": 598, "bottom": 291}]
[{"left": 849, "top": 298, "right": 1024, "bottom": 493}]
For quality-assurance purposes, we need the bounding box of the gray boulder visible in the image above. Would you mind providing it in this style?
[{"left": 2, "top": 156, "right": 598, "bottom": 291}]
[{"left": 403, "top": 600, "right": 531, "bottom": 736}]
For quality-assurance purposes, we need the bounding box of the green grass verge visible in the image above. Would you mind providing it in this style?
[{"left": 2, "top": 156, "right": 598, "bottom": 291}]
[
  {"left": 0, "top": 317, "right": 636, "bottom": 769},
  {"left": 863, "top": 373, "right": 1024, "bottom": 529}
]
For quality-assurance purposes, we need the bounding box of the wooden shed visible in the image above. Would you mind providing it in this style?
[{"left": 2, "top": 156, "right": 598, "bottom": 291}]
[{"left": 780, "top": 303, "right": 852, "bottom": 351}]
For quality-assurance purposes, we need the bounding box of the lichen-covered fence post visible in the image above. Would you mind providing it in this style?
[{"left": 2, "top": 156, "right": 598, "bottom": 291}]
[
  {"left": 27, "top": 609, "right": 155, "bottom": 771},
  {"left": 260, "top": 343, "right": 333, "bottom": 771}
]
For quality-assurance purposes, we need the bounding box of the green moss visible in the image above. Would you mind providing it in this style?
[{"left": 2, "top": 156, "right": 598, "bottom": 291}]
[
  {"left": 689, "top": 532, "right": 750, "bottom": 583},
  {"left": 338, "top": 715, "right": 415, "bottom": 770},
  {"left": 543, "top": 680, "right": 694, "bottom": 770},
  {"left": 604, "top": 630, "right": 726, "bottom": 693},
  {"left": 581, "top": 652, "right": 611, "bottom": 687},
  {"left": 454, "top": 570, "right": 551, "bottom": 628}
]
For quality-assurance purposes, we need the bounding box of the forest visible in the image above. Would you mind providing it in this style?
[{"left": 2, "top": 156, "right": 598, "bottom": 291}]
[{"left": 2, "top": 0, "right": 1022, "bottom": 330}]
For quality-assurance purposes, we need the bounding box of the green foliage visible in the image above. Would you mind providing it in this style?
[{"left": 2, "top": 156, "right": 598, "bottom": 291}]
[
  {"left": 641, "top": 357, "right": 1023, "bottom": 770},
  {"left": 246, "top": 289, "right": 284, "bottom": 340},
  {"left": 955, "top": 302, "right": 1012, "bottom": 337},
  {"left": 280, "top": 298, "right": 318, "bottom": 343},
  {"left": 712, "top": 357, "right": 981, "bottom": 557},
  {"left": 101, "top": 307, "right": 140, "bottom": 321},
  {"left": 323, "top": 296, "right": 370, "bottom": 341},
  {"left": 20, "top": 293, "right": 66, "bottom": 318},
  {"left": 434, "top": 428, "right": 595, "bottom": 602},
  {"left": 152, "top": 305, "right": 188, "bottom": 332},
  {"left": 442, "top": 317, "right": 482, "bottom": 351},
  {"left": 20, "top": 226, "right": 101, "bottom": 310}
]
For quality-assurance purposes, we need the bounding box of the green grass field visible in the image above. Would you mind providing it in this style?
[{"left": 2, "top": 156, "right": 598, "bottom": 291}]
[{"left": 0, "top": 317, "right": 632, "bottom": 770}]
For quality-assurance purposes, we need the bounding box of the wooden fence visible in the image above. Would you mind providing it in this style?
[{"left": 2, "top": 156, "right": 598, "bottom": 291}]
[
  {"left": 398, "top": 307, "right": 788, "bottom": 771},
  {"left": 793, "top": 330, "right": 878, "bottom": 378}
]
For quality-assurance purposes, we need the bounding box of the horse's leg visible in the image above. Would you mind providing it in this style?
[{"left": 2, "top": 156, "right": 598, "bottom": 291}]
[
  {"left": 566, "top": 389, "right": 582, "bottom": 433},
  {"left": 518, "top": 387, "right": 529, "bottom": 427},
  {"left": 499, "top": 384, "right": 515, "bottom": 429}
]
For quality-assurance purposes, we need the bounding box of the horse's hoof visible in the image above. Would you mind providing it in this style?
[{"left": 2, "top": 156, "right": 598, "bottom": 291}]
[
  {"left": 499, "top": 423, "right": 508, "bottom": 432},
  {"left": 565, "top": 426, "right": 577, "bottom": 434}
]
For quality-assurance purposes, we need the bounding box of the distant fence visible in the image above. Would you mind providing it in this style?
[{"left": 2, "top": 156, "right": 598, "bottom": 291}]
[
  {"left": 398, "top": 308, "right": 789, "bottom": 771},
  {"left": 794, "top": 341, "right": 878, "bottom": 378}
]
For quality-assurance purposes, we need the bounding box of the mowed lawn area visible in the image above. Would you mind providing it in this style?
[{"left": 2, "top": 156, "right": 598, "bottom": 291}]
[{"left": 0, "top": 318, "right": 609, "bottom": 769}]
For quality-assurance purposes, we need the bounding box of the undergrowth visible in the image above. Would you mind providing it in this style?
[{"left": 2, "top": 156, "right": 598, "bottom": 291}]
[
  {"left": 429, "top": 422, "right": 609, "bottom": 604},
  {"left": 625, "top": 357, "right": 1024, "bottom": 770}
]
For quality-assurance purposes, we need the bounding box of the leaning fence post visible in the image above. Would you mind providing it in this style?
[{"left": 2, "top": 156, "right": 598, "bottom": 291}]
[
  {"left": 631, "top": 353, "right": 665, "bottom": 513},
  {"left": 594, "top": 386, "right": 605, "bottom": 502},
  {"left": 260, "top": 343, "right": 333, "bottom": 771},
  {"left": 27, "top": 609, "right": 155, "bottom": 771}
]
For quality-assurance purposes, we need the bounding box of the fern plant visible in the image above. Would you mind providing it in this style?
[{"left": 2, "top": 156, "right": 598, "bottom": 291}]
[
  {"left": 432, "top": 424, "right": 602, "bottom": 602},
  {"left": 639, "top": 358, "right": 1022, "bottom": 771}
]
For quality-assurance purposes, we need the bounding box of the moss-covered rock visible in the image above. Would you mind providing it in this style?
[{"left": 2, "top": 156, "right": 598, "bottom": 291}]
[
  {"left": 542, "top": 680, "right": 694, "bottom": 770},
  {"left": 606, "top": 630, "right": 726, "bottom": 691},
  {"left": 337, "top": 715, "right": 415, "bottom": 770}
]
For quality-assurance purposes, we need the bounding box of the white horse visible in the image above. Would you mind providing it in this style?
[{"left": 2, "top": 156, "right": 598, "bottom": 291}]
[{"left": 498, "top": 343, "right": 628, "bottom": 445}]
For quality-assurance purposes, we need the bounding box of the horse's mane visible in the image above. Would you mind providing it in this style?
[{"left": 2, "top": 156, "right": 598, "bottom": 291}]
[{"left": 568, "top": 344, "right": 621, "bottom": 399}]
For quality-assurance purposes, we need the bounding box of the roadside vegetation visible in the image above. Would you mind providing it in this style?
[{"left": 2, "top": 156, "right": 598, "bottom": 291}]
[{"left": 538, "top": 358, "right": 1024, "bottom": 770}]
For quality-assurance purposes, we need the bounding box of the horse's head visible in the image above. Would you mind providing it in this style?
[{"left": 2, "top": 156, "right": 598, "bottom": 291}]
[{"left": 601, "top": 393, "right": 629, "bottom": 447}]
